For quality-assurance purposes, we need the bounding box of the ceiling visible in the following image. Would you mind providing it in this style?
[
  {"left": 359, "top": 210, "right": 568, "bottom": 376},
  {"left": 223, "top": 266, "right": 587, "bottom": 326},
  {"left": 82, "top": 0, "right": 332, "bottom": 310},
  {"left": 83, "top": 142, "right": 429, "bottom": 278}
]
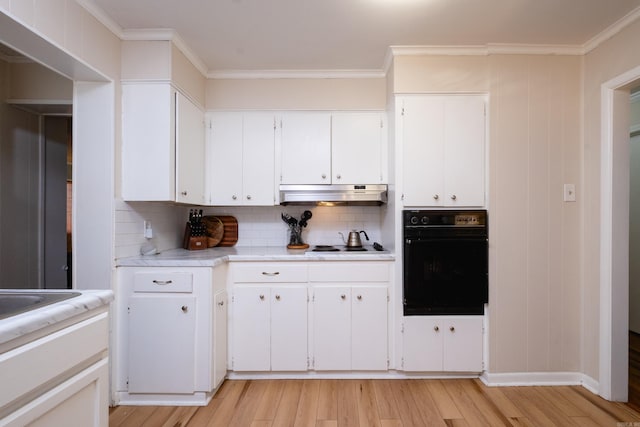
[{"left": 90, "top": 0, "right": 640, "bottom": 75}]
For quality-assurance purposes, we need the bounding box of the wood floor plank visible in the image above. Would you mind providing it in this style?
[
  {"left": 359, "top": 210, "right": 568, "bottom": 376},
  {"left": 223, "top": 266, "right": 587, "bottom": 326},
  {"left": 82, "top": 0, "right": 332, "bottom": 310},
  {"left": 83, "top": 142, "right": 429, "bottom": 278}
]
[
  {"left": 440, "top": 379, "right": 494, "bottom": 427},
  {"left": 316, "top": 379, "right": 338, "bottom": 421},
  {"left": 316, "top": 420, "right": 338, "bottom": 427},
  {"left": 336, "top": 380, "right": 359, "bottom": 427},
  {"left": 405, "top": 380, "right": 448, "bottom": 426},
  {"left": 568, "top": 416, "right": 602, "bottom": 426},
  {"left": 556, "top": 385, "right": 633, "bottom": 425},
  {"left": 458, "top": 380, "right": 511, "bottom": 426},
  {"left": 372, "top": 379, "right": 402, "bottom": 420},
  {"left": 254, "top": 380, "right": 286, "bottom": 421},
  {"left": 185, "top": 397, "right": 224, "bottom": 426},
  {"left": 228, "top": 380, "right": 271, "bottom": 426},
  {"left": 469, "top": 379, "right": 523, "bottom": 419},
  {"left": 272, "top": 380, "right": 304, "bottom": 427},
  {"left": 109, "top": 406, "right": 156, "bottom": 427},
  {"left": 379, "top": 420, "right": 403, "bottom": 427},
  {"left": 387, "top": 379, "right": 427, "bottom": 427},
  {"left": 162, "top": 406, "right": 199, "bottom": 427},
  {"left": 424, "top": 380, "right": 464, "bottom": 420},
  {"left": 530, "top": 386, "right": 585, "bottom": 418},
  {"left": 571, "top": 385, "right": 640, "bottom": 422},
  {"left": 355, "top": 380, "right": 382, "bottom": 427},
  {"left": 294, "top": 380, "right": 321, "bottom": 427},
  {"left": 140, "top": 406, "right": 179, "bottom": 427},
  {"left": 500, "top": 387, "right": 564, "bottom": 427},
  {"left": 205, "top": 380, "right": 249, "bottom": 427}
]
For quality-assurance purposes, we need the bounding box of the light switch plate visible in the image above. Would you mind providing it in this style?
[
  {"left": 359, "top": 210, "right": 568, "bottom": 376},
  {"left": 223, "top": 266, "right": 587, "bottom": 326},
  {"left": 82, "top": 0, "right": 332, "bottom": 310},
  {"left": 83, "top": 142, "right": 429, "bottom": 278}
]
[{"left": 563, "top": 184, "right": 576, "bottom": 202}]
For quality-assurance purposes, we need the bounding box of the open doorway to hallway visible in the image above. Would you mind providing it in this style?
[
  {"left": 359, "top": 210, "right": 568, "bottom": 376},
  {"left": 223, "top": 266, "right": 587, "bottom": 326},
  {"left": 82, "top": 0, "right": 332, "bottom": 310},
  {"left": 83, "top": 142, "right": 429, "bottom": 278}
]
[{"left": 629, "top": 85, "right": 640, "bottom": 410}]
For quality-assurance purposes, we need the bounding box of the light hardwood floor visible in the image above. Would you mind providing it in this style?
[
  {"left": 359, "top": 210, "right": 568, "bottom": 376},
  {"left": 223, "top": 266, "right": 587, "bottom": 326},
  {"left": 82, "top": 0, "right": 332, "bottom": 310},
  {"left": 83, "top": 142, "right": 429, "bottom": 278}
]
[
  {"left": 631, "top": 331, "right": 640, "bottom": 412},
  {"left": 109, "top": 378, "right": 640, "bottom": 427}
]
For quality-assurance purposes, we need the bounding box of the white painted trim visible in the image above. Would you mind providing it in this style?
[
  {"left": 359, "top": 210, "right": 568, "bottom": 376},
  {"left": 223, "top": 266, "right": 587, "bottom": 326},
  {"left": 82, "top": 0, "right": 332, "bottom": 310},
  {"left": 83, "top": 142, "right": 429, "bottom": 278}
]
[
  {"left": 74, "top": 0, "right": 124, "bottom": 39},
  {"left": 599, "top": 63, "right": 640, "bottom": 401},
  {"left": 389, "top": 45, "right": 489, "bottom": 57},
  {"left": 480, "top": 371, "right": 594, "bottom": 387},
  {"left": 486, "top": 43, "right": 583, "bottom": 55},
  {"left": 584, "top": 6, "right": 640, "bottom": 54}
]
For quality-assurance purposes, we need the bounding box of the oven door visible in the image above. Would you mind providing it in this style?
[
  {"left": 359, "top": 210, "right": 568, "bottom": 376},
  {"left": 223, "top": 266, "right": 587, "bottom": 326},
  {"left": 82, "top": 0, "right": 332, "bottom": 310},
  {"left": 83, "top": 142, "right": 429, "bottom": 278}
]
[{"left": 403, "top": 237, "right": 488, "bottom": 315}]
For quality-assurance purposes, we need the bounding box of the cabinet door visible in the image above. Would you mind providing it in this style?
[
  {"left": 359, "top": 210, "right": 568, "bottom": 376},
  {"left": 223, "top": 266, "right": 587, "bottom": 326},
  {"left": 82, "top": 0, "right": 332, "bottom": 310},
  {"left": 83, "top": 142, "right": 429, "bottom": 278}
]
[
  {"left": 213, "top": 290, "right": 228, "bottom": 388},
  {"left": 175, "top": 92, "right": 205, "bottom": 204},
  {"left": 313, "top": 286, "right": 351, "bottom": 370},
  {"left": 280, "top": 113, "right": 331, "bottom": 184},
  {"left": 243, "top": 113, "right": 276, "bottom": 205},
  {"left": 232, "top": 287, "right": 270, "bottom": 371},
  {"left": 351, "top": 287, "right": 388, "bottom": 370},
  {"left": 121, "top": 83, "right": 175, "bottom": 201},
  {"left": 270, "top": 286, "right": 308, "bottom": 371},
  {"left": 401, "top": 96, "right": 445, "bottom": 206},
  {"left": 128, "top": 295, "right": 196, "bottom": 393},
  {"left": 402, "top": 316, "right": 443, "bottom": 371},
  {"left": 332, "top": 113, "right": 384, "bottom": 184},
  {"left": 443, "top": 96, "right": 486, "bottom": 206},
  {"left": 208, "top": 112, "right": 243, "bottom": 205},
  {"left": 443, "top": 317, "right": 484, "bottom": 372}
]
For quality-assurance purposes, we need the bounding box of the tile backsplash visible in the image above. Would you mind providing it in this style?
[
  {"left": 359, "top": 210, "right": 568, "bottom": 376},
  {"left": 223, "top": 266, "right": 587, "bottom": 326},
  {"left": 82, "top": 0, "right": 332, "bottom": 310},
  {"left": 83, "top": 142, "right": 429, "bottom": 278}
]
[{"left": 114, "top": 200, "right": 384, "bottom": 259}]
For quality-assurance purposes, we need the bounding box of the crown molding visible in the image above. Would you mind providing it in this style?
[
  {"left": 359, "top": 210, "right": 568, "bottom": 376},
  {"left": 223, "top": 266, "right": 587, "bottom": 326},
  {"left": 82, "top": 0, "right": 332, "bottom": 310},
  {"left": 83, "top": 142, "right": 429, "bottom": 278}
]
[
  {"left": 486, "top": 43, "right": 583, "bottom": 55},
  {"left": 207, "top": 69, "right": 386, "bottom": 79},
  {"left": 121, "top": 29, "right": 208, "bottom": 77},
  {"left": 583, "top": 5, "right": 640, "bottom": 54},
  {"left": 75, "top": 0, "right": 123, "bottom": 38}
]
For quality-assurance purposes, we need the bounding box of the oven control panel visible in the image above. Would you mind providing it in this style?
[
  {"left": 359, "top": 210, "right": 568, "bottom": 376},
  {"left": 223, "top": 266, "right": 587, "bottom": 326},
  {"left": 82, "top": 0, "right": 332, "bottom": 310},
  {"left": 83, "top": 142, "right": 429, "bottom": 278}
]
[{"left": 403, "top": 210, "right": 487, "bottom": 228}]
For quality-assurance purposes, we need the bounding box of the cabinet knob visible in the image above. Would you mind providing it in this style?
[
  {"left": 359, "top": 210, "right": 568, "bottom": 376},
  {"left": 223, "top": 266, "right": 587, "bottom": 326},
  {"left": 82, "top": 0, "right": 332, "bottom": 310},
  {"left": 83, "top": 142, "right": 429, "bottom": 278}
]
[
  {"left": 340, "top": 294, "right": 346, "bottom": 300},
  {"left": 259, "top": 294, "right": 265, "bottom": 300},
  {"left": 434, "top": 326, "right": 440, "bottom": 332},
  {"left": 321, "top": 174, "right": 327, "bottom": 179},
  {"left": 232, "top": 195, "right": 237, "bottom": 200},
  {"left": 450, "top": 326, "right": 455, "bottom": 332},
  {"left": 451, "top": 195, "right": 457, "bottom": 201},
  {"left": 181, "top": 191, "right": 188, "bottom": 196},
  {"left": 275, "top": 294, "right": 281, "bottom": 301},
  {"left": 181, "top": 305, "right": 188, "bottom": 313},
  {"left": 246, "top": 195, "right": 252, "bottom": 200},
  {"left": 218, "top": 301, "right": 225, "bottom": 306},
  {"left": 357, "top": 295, "right": 362, "bottom": 300},
  {"left": 336, "top": 174, "right": 341, "bottom": 180},
  {"left": 433, "top": 194, "right": 440, "bottom": 200}
]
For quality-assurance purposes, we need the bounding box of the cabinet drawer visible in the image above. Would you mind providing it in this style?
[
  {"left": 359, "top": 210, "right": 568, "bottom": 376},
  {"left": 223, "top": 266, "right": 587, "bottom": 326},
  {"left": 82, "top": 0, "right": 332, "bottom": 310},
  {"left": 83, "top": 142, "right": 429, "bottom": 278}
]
[
  {"left": 309, "top": 262, "right": 390, "bottom": 282},
  {"left": 133, "top": 272, "right": 193, "bottom": 293},
  {"left": 233, "top": 264, "right": 307, "bottom": 283}
]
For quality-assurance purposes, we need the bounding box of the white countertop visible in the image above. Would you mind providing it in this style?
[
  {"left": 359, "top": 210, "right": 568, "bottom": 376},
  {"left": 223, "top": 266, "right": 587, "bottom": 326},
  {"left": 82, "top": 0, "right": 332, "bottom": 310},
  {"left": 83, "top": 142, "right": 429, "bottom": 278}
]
[
  {"left": 117, "top": 245, "right": 395, "bottom": 267},
  {"left": 0, "top": 289, "right": 114, "bottom": 348}
]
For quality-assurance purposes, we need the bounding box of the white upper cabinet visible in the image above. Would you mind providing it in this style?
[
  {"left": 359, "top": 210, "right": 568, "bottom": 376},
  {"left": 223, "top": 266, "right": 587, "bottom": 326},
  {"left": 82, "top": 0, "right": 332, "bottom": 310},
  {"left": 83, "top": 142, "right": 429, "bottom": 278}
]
[
  {"left": 331, "top": 112, "right": 386, "bottom": 184},
  {"left": 176, "top": 92, "right": 205, "bottom": 204},
  {"left": 401, "top": 95, "right": 486, "bottom": 207},
  {"left": 207, "top": 112, "right": 276, "bottom": 205},
  {"left": 279, "top": 112, "right": 332, "bottom": 184},
  {"left": 122, "top": 83, "right": 205, "bottom": 204},
  {"left": 279, "top": 111, "right": 386, "bottom": 185}
]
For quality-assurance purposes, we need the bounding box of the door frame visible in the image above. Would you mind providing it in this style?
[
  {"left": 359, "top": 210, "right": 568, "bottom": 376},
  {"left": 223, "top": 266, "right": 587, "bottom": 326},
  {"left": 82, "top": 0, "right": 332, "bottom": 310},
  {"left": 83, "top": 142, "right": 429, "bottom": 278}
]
[{"left": 599, "top": 64, "right": 640, "bottom": 401}]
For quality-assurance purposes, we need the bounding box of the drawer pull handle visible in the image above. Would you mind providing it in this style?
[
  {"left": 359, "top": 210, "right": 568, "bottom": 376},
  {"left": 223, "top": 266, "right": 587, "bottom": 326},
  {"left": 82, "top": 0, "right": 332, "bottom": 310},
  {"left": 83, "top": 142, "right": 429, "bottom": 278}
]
[
  {"left": 181, "top": 305, "right": 188, "bottom": 313},
  {"left": 262, "top": 272, "right": 280, "bottom": 276},
  {"left": 152, "top": 280, "right": 173, "bottom": 285}
]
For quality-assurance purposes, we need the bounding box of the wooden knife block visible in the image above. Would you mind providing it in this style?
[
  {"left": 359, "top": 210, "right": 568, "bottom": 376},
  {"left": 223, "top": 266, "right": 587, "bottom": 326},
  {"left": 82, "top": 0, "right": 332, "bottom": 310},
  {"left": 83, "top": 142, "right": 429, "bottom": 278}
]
[{"left": 182, "top": 222, "right": 207, "bottom": 250}]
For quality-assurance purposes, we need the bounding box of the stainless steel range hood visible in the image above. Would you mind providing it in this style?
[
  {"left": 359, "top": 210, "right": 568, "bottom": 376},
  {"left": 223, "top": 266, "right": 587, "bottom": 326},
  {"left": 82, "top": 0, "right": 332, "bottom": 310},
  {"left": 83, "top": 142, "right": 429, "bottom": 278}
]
[{"left": 279, "top": 184, "right": 387, "bottom": 206}]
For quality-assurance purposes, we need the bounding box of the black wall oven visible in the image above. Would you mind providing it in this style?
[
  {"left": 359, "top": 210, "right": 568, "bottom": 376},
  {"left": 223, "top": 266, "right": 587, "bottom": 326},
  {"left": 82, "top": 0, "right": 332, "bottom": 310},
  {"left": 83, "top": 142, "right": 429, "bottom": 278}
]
[{"left": 403, "top": 210, "right": 488, "bottom": 315}]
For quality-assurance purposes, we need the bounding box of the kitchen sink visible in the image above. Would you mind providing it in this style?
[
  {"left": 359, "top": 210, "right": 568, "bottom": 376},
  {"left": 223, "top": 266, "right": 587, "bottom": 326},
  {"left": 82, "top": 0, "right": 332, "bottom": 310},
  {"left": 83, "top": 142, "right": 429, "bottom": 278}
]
[{"left": 0, "top": 291, "right": 81, "bottom": 320}]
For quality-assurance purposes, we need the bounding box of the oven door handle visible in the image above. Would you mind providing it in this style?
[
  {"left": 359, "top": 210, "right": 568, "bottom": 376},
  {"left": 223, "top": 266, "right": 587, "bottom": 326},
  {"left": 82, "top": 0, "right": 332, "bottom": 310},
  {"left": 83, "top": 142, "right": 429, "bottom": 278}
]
[{"left": 405, "top": 238, "right": 487, "bottom": 244}]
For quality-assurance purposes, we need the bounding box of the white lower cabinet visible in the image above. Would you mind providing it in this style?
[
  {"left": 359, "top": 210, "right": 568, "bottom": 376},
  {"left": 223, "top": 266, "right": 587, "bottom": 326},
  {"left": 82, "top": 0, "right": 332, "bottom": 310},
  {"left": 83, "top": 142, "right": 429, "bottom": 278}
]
[
  {"left": 402, "top": 316, "right": 484, "bottom": 372},
  {"left": 0, "top": 311, "right": 109, "bottom": 427},
  {"left": 116, "top": 266, "right": 226, "bottom": 405},
  {"left": 230, "top": 263, "right": 308, "bottom": 371},
  {"left": 312, "top": 285, "right": 388, "bottom": 371},
  {"left": 232, "top": 285, "right": 308, "bottom": 371}
]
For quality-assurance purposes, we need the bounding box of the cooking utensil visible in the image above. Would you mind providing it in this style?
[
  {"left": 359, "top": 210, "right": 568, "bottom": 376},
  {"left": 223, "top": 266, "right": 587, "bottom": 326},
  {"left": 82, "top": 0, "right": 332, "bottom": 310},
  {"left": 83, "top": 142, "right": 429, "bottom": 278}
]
[{"left": 339, "top": 230, "right": 369, "bottom": 247}]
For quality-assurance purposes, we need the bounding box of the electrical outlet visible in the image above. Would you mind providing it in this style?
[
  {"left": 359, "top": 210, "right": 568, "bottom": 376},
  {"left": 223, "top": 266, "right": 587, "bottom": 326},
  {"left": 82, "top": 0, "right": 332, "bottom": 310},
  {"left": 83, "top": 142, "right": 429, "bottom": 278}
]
[
  {"left": 143, "top": 220, "right": 153, "bottom": 238},
  {"left": 563, "top": 184, "right": 576, "bottom": 202}
]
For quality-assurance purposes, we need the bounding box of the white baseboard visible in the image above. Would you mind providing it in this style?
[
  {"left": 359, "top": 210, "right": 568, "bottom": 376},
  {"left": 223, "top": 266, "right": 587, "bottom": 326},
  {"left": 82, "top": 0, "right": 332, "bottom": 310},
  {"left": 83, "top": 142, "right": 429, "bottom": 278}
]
[{"left": 480, "top": 371, "right": 600, "bottom": 392}]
